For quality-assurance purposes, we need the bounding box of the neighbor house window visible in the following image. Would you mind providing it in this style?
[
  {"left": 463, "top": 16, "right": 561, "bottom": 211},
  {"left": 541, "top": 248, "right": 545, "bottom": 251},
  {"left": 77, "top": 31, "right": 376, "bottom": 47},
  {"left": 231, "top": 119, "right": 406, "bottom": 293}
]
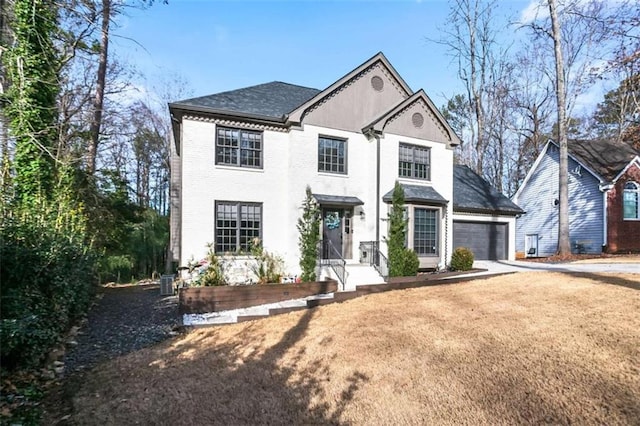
[
  {"left": 399, "top": 143, "right": 431, "bottom": 180},
  {"left": 413, "top": 208, "right": 438, "bottom": 255},
  {"left": 215, "top": 202, "right": 262, "bottom": 253},
  {"left": 318, "top": 136, "right": 346, "bottom": 174},
  {"left": 216, "top": 126, "right": 262, "bottom": 168},
  {"left": 623, "top": 181, "right": 639, "bottom": 219}
]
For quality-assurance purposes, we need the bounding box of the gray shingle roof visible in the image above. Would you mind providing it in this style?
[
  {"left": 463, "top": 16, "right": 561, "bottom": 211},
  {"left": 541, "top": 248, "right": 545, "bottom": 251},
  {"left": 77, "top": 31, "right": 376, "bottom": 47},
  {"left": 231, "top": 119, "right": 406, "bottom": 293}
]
[
  {"left": 564, "top": 139, "right": 639, "bottom": 182},
  {"left": 313, "top": 194, "right": 364, "bottom": 206},
  {"left": 171, "top": 81, "right": 321, "bottom": 120},
  {"left": 382, "top": 184, "right": 448, "bottom": 205},
  {"left": 453, "top": 165, "right": 524, "bottom": 215}
]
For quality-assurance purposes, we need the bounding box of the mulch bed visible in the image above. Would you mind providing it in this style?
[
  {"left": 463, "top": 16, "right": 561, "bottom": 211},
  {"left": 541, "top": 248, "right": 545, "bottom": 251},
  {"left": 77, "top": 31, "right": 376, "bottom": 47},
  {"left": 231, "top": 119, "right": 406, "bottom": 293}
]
[
  {"left": 40, "top": 283, "right": 182, "bottom": 424},
  {"left": 63, "top": 283, "right": 181, "bottom": 373}
]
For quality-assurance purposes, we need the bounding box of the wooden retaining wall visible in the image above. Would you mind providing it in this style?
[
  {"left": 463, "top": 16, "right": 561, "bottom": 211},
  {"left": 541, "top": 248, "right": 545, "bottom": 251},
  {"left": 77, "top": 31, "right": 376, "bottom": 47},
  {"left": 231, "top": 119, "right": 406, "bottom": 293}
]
[{"left": 179, "top": 280, "right": 338, "bottom": 314}]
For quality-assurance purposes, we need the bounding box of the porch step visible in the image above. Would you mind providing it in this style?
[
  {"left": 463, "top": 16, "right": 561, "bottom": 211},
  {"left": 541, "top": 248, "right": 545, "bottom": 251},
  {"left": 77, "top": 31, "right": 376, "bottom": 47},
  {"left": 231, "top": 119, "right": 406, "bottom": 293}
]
[{"left": 344, "top": 264, "right": 385, "bottom": 290}]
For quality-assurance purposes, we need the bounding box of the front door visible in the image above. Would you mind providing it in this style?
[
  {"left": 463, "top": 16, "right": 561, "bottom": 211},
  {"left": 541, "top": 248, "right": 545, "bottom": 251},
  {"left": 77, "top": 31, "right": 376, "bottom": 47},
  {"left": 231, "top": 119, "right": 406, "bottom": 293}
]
[{"left": 322, "top": 209, "right": 343, "bottom": 259}]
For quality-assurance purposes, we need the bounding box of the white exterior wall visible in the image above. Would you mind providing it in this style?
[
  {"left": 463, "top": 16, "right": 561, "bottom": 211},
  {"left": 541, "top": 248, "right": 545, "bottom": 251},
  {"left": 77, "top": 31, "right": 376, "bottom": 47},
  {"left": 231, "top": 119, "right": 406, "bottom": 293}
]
[
  {"left": 452, "top": 213, "right": 518, "bottom": 261},
  {"left": 287, "top": 124, "right": 378, "bottom": 268},
  {"left": 180, "top": 118, "right": 291, "bottom": 268},
  {"left": 179, "top": 120, "right": 455, "bottom": 276},
  {"left": 379, "top": 133, "right": 454, "bottom": 268}
]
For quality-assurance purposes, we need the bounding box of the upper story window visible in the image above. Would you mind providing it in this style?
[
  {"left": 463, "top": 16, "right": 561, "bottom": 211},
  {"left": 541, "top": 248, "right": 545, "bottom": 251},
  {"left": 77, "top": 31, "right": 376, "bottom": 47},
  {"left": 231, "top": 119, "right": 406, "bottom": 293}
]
[
  {"left": 215, "top": 201, "right": 262, "bottom": 253},
  {"left": 216, "top": 126, "right": 262, "bottom": 168},
  {"left": 399, "top": 143, "right": 430, "bottom": 181},
  {"left": 318, "top": 136, "right": 347, "bottom": 174},
  {"left": 623, "top": 181, "right": 639, "bottom": 220}
]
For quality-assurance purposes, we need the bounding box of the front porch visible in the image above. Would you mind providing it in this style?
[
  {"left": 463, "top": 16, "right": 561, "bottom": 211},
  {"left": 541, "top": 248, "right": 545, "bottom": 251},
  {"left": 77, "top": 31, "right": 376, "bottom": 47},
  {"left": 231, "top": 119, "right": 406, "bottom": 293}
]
[{"left": 318, "top": 240, "right": 387, "bottom": 291}]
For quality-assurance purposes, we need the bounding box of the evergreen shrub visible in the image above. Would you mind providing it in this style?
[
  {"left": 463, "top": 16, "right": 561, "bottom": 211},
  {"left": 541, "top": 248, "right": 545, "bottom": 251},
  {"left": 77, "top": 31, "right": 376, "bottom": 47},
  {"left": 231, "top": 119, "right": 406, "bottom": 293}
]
[{"left": 450, "top": 247, "right": 474, "bottom": 271}]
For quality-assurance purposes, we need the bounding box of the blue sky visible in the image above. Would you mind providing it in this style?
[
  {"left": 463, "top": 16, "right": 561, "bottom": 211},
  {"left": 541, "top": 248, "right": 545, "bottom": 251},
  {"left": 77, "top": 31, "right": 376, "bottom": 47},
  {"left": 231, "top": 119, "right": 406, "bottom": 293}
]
[{"left": 113, "top": 0, "right": 531, "bottom": 107}]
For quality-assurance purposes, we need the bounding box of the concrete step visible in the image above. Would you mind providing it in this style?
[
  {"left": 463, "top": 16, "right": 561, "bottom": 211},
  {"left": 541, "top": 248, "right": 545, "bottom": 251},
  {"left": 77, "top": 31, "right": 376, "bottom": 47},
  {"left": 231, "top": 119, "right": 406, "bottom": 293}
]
[
  {"left": 345, "top": 264, "right": 385, "bottom": 290},
  {"left": 237, "top": 314, "right": 270, "bottom": 322},
  {"left": 307, "top": 291, "right": 358, "bottom": 307},
  {"left": 269, "top": 306, "right": 308, "bottom": 316}
]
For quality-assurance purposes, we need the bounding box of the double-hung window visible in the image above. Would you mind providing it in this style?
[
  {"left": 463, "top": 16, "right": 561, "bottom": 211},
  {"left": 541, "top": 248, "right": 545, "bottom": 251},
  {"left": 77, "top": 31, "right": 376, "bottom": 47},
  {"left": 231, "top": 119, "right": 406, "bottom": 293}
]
[
  {"left": 318, "top": 136, "right": 347, "bottom": 174},
  {"left": 623, "top": 181, "right": 639, "bottom": 220},
  {"left": 216, "top": 126, "right": 262, "bottom": 168},
  {"left": 413, "top": 208, "right": 438, "bottom": 255},
  {"left": 215, "top": 201, "right": 262, "bottom": 253},
  {"left": 399, "top": 143, "right": 431, "bottom": 180}
]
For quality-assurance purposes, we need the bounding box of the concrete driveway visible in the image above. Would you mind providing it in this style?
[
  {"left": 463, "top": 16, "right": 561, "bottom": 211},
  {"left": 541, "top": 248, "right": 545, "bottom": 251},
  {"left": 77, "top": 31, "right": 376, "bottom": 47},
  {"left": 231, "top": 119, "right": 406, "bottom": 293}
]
[{"left": 473, "top": 260, "right": 640, "bottom": 275}]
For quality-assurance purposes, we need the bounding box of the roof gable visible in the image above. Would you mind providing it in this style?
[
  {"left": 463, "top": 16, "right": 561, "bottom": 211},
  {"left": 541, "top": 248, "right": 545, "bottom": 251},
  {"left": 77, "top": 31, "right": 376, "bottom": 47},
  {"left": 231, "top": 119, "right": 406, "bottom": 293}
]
[
  {"left": 169, "top": 81, "right": 320, "bottom": 121},
  {"left": 566, "top": 138, "right": 639, "bottom": 182},
  {"left": 287, "top": 52, "right": 413, "bottom": 131},
  {"left": 363, "top": 90, "right": 461, "bottom": 147},
  {"left": 454, "top": 165, "right": 524, "bottom": 215}
]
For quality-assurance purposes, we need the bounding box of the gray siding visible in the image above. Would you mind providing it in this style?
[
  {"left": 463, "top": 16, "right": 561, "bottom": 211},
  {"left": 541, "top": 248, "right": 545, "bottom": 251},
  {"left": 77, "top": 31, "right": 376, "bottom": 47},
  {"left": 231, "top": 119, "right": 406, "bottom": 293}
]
[{"left": 514, "top": 144, "right": 604, "bottom": 256}]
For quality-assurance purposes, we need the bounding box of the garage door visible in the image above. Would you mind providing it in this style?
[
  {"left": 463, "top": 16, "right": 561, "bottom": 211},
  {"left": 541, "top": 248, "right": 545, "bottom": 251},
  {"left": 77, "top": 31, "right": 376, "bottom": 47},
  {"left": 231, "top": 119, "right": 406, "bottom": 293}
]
[{"left": 453, "top": 221, "right": 508, "bottom": 260}]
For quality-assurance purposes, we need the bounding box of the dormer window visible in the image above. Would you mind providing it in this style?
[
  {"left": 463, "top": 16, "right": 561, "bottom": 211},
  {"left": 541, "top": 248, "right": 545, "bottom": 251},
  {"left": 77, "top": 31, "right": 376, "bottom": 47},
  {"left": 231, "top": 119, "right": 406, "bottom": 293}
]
[
  {"left": 216, "top": 126, "right": 263, "bottom": 169},
  {"left": 623, "top": 181, "right": 639, "bottom": 220}
]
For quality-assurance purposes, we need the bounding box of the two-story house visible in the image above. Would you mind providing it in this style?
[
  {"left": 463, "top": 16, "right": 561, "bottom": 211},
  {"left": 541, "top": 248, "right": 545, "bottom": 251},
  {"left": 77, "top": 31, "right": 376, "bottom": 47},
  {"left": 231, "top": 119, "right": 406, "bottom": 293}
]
[{"left": 169, "top": 52, "right": 508, "bottom": 286}]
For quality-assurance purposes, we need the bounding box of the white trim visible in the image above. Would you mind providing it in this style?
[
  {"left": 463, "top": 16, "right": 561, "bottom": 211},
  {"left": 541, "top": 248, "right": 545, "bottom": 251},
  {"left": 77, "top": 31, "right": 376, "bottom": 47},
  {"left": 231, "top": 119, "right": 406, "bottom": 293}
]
[
  {"left": 512, "top": 140, "right": 607, "bottom": 203},
  {"left": 512, "top": 141, "right": 551, "bottom": 203},
  {"left": 612, "top": 156, "right": 640, "bottom": 184}
]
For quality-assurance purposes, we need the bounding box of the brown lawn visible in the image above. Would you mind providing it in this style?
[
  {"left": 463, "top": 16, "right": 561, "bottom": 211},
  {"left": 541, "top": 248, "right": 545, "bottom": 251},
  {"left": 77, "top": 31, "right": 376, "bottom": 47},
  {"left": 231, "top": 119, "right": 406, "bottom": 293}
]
[{"left": 48, "top": 272, "right": 640, "bottom": 425}]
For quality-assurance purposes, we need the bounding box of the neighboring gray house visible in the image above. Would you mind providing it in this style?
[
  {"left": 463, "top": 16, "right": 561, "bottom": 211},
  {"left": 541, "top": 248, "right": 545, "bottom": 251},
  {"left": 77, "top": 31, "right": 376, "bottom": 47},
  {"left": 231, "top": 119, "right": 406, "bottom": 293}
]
[
  {"left": 451, "top": 165, "right": 524, "bottom": 260},
  {"left": 512, "top": 139, "right": 640, "bottom": 257}
]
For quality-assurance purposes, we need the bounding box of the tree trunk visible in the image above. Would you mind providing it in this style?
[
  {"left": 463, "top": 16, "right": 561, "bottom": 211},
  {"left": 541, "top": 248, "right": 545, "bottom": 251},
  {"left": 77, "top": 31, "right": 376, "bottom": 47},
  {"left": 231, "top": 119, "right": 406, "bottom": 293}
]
[
  {"left": 548, "top": 0, "right": 571, "bottom": 255},
  {"left": 87, "top": 0, "right": 110, "bottom": 175}
]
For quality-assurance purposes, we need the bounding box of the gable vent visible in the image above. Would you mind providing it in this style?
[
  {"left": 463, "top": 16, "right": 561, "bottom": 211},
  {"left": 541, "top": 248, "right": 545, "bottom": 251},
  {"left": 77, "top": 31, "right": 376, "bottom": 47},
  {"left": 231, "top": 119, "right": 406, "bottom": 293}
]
[
  {"left": 412, "top": 112, "right": 424, "bottom": 128},
  {"left": 371, "top": 75, "right": 384, "bottom": 91}
]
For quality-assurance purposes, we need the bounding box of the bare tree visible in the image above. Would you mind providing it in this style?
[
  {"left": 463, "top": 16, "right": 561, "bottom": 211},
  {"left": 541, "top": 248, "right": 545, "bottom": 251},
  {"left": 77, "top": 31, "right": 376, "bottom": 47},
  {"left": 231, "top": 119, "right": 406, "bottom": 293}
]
[
  {"left": 548, "top": 0, "right": 571, "bottom": 255},
  {"left": 437, "top": 0, "right": 501, "bottom": 176}
]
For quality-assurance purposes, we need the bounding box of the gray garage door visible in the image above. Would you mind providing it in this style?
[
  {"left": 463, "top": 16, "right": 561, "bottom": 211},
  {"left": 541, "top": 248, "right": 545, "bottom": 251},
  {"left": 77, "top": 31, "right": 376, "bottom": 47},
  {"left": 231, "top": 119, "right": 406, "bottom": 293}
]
[{"left": 453, "top": 221, "right": 508, "bottom": 260}]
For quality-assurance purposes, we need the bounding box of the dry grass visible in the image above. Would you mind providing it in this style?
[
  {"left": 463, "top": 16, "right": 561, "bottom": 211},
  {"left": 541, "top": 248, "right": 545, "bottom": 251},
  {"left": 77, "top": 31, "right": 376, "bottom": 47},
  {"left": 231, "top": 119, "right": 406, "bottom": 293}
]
[
  {"left": 48, "top": 272, "right": 640, "bottom": 425},
  {"left": 524, "top": 253, "right": 640, "bottom": 264},
  {"left": 569, "top": 255, "right": 640, "bottom": 264}
]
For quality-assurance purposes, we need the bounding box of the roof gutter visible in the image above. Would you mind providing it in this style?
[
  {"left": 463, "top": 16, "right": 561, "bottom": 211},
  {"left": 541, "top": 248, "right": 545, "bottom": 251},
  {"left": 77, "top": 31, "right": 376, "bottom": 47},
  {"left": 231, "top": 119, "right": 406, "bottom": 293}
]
[{"left": 168, "top": 103, "right": 288, "bottom": 126}]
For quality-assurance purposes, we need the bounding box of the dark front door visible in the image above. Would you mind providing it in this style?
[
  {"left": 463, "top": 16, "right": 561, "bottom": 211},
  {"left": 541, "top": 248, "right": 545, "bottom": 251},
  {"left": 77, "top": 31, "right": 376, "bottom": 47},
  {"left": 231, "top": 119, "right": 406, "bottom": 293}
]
[{"left": 322, "top": 209, "right": 343, "bottom": 259}]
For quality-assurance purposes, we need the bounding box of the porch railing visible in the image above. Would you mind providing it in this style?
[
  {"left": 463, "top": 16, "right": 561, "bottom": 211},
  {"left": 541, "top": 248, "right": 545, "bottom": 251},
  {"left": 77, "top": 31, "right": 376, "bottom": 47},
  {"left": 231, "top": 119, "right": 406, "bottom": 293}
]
[
  {"left": 362, "top": 241, "right": 389, "bottom": 281},
  {"left": 319, "top": 239, "right": 346, "bottom": 290}
]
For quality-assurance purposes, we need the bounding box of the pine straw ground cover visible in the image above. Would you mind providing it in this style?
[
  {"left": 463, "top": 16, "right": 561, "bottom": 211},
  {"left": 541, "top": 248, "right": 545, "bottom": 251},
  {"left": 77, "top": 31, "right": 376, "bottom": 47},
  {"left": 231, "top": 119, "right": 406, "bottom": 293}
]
[{"left": 45, "top": 272, "right": 639, "bottom": 425}]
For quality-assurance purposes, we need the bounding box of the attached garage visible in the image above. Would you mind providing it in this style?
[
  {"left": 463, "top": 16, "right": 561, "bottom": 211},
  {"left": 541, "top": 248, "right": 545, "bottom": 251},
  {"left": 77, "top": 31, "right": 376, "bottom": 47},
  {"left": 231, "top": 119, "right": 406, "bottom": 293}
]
[
  {"left": 452, "top": 165, "right": 525, "bottom": 261},
  {"left": 453, "top": 221, "right": 508, "bottom": 260}
]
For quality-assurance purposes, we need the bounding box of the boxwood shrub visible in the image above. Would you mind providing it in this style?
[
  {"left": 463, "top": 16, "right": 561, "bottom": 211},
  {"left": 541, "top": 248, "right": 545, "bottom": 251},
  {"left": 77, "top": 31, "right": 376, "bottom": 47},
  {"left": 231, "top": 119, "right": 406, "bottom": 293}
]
[{"left": 450, "top": 247, "right": 474, "bottom": 271}]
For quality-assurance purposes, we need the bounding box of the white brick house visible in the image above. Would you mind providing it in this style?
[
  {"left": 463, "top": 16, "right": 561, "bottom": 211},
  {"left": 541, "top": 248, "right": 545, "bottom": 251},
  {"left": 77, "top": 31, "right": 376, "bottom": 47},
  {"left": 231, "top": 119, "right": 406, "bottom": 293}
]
[{"left": 169, "top": 52, "right": 463, "bottom": 286}]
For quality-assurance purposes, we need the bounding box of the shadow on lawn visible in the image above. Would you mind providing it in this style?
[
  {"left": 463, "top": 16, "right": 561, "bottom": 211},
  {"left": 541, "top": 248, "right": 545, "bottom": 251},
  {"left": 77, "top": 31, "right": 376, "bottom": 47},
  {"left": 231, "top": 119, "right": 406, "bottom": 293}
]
[
  {"left": 64, "top": 307, "right": 368, "bottom": 425},
  {"left": 560, "top": 271, "right": 640, "bottom": 291}
]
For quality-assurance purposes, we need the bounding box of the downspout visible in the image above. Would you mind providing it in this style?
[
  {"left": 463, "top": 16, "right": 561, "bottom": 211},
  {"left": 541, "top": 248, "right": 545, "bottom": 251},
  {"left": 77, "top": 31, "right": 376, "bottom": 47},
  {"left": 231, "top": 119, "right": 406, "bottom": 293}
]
[
  {"left": 603, "top": 191, "right": 607, "bottom": 249},
  {"left": 443, "top": 205, "right": 448, "bottom": 270},
  {"left": 375, "top": 133, "right": 381, "bottom": 245},
  {"left": 599, "top": 182, "right": 613, "bottom": 251}
]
